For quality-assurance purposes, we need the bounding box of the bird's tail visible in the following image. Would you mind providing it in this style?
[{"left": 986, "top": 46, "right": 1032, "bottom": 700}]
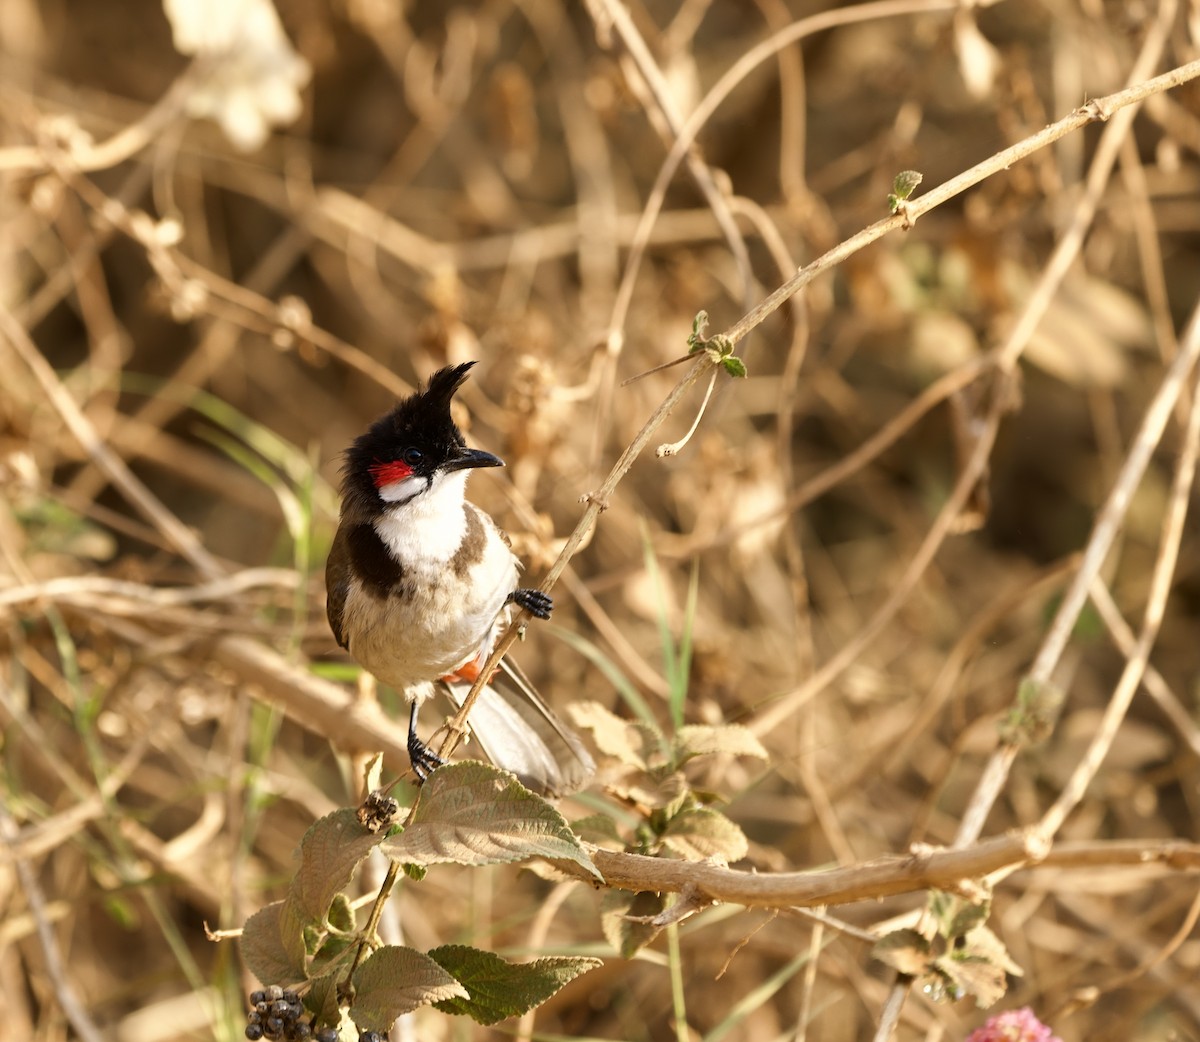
[{"left": 439, "top": 659, "right": 595, "bottom": 797}]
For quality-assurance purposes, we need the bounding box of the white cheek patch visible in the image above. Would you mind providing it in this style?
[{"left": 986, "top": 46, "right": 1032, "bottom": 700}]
[{"left": 378, "top": 474, "right": 428, "bottom": 503}]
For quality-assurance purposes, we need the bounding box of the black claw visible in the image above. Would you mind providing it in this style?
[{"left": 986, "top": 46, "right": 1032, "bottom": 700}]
[
  {"left": 510, "top": 587, "right": 553, "bottom": 620},
  {"left": 407, "top": 702, "right": 446, "bottom": 782}
]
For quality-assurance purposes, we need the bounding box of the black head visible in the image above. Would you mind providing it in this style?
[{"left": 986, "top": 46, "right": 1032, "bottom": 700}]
[{"left": 341, "top": 362, "right": 503, "bottom": 515}]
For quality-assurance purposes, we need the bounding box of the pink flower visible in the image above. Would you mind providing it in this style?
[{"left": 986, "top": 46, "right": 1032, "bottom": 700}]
[{"left": 965, "top": 1007, "right": 1062, "bottom": 1042}]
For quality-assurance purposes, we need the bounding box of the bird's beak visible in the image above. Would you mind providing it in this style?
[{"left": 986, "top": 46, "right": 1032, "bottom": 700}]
[{"left": 441, "top": 447, "right": 505, "bottom": 473}]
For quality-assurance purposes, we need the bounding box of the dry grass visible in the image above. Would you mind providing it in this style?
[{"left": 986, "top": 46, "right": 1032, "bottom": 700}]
[{"left": 3, "top": 1, "right": 1200, "bottom": 1040}]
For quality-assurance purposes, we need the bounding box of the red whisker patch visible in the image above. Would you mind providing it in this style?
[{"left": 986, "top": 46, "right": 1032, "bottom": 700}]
[{"left": 368, "top": 459, "right": 413, "bottom": 488}]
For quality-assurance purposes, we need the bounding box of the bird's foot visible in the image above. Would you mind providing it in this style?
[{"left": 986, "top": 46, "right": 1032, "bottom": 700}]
[
  {"left": 407, "top": 731, "right": 446, "bottom": 782},
  {"left": 509, "top": 587, "right": 552, "bottom": 620}
]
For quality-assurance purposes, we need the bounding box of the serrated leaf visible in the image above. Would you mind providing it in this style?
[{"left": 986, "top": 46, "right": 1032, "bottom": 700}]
[
  {"left": 935, "top": 952, "right": 1008, "bottom": 1008},
  {"left": 567, "top": 701, "right": 658, "bottom": 769},
  {"left": 380, "top": 762, "right": 600, "bottom": 880},
  {"left": 601, "top": 890, "right": 665, "bottom": 958},
  {"left": 720, "top": 356, "right": 747, "bottom": 378},
  {"left": 928, "top": 891, "right": 992, "bottom": 942},
  {"left": 891, "top": 169, "right": 923, "bottom": 199},
  {"left": 872, "top": 928, "right": 934, "bottom": 976},
  {"left": 350, "top": 946, "right": 468, "bottom": 1033},
  {"left": 241, "top": 901, "right": 305, "bottom": 985},
  {"left": 289, "top": 808, "right": 388, "bottom": 925},
  {"left": 659, "top": 806, "right": 748, "bottom": 861},
  {"left": 428, "top": 945, "right": 601, "bottom": 1025},
  {"left": 947, "top": 899, "right": 990, "bottom": 940},
  {"left": 961, "top": 926, "right": 1023, "bottom": 976},
  {"left": 673, "top": 724, "right": 768, "bottom": 765},
  {"left": 608, "top": 768, "right": 689, "bottom": 810}
]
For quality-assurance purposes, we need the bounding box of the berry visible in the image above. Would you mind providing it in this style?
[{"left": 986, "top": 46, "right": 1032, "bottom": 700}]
[
  {"left": 267, "top": 985, "right": 284, "bottom": 1001},
  {"left": 245, "top": 1027, "right": 264, "bottom": 1041},
  {"left": 250, "top": 990, "right": 266, "bottom": 1006},
  {"left": 314, "top": 1030, "right": 337, "bottom": 1042}
]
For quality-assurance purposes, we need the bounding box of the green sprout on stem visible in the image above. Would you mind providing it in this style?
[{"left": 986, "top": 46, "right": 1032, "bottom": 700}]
[
  {"left": 687, "top": 310, "right": 747, "bottom": 378},
  {"left": 887, "top": 169, "right": 924, "bottom": 214}
]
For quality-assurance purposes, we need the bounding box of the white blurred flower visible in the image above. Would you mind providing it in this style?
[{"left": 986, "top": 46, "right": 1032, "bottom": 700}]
[{"left": 163, "top": 0, "right": 311, "bottom": 151}]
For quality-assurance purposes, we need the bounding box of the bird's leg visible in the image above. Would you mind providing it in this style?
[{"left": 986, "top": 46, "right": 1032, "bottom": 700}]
[
  {"left": 407, "top": 701, "right": 446, "bottom": 781},
  {"left": 508, "top": 588, "right": 552, "bottom": 620}
]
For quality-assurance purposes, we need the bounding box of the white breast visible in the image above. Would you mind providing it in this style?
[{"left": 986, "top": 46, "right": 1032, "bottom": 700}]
[{"left": 343, "top": 473, "right": 520, "bottom": 699}]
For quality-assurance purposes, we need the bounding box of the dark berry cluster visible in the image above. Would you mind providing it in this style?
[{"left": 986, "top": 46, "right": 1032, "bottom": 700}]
[
  {"left": 357, "top": 1033, "right": 384, "bottom": 1042},
  {"left": 244, "top": 987, "right": 311, "bottom": 1040}
]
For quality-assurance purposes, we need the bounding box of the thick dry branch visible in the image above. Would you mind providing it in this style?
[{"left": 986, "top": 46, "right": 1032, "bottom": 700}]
[
  {"left": 564, "top": 831, "right": 1049, "bottom": 908},
  {"left": 213, "top": 635, "right": 413, "bottom": 774},
  {"left": 564, "top": 834, "right": 1200, "bottom": 910}
]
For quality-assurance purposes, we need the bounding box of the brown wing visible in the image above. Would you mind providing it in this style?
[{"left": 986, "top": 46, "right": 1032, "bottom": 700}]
[
  {"left": 326, "top": 521, "right": 410, "bottom": 650},
  {"left": 324, "top": 523, "right": 353, "bottom": 649}
]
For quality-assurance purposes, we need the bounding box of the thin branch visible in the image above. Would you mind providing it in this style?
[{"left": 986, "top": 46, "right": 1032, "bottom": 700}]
[{"left": 1037, "top": 309, "right": 1200, "bottom": 839}]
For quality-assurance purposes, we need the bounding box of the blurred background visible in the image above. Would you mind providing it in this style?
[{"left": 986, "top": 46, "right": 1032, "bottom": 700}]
[{"left": 2, "top": 0, "right": 1200, "bottom": 1039}]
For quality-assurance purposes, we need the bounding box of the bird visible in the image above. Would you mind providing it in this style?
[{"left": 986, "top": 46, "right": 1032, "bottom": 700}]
[{"left": 324, "top": 361, "right": 594, "bottom": 797}]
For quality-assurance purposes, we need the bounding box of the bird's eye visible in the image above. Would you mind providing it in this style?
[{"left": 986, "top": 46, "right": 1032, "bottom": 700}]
[{"left": 402, "top": 447, "right": 423, "bottom": 467}]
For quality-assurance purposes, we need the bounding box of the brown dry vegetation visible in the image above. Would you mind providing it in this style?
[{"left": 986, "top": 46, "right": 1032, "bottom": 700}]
[{"left": 3, "top": 1, "right": 1200, "bottom": 1041}]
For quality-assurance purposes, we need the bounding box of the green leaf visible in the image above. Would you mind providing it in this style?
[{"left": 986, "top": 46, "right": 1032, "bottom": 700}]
[
  {"left": 659, "top": 806, "right": 748, "bottom": 861},
  {"left": 673, "top": 724, "right": 768, "bottom": 765},
  {"left": 999, "top": 676, "right": 1063, "bottom": 746},
  {"left": 601, "top": 890, "right": 666, "bottom": 958},
  {"left": 240, "top": 901, "right": 305, "bottom": 986},
  {"left": 380, "top": 761, "right": 600, "bottom": 880},
  {"left": 946, "top": 901, "right": 990, "bottom": 940},
  {"left": 687, "top": 310, "right": 711, "bottom": 352},
  {"left": 326, "top": 893, "right": 355, "bottom": 933},
  {"left": 871, "top": 928, "right": 933, "bottom": 976},
  {"left": 350, "top": 946, "right": 468, "bottom": 1033},
  {"left": 307, "top": 931, "right": 359, "bottom": 978},
  {"left": 302, "top": 972, "right": 342, "bottom": 1027},
  {"left": 428, "top": 945, "right": 601, "bottom": 1025},
  {"left": 891, "top": 169, "right": 923, "bottom": 200},
  {"left": 720, "top": 356, "right": 747, "bottom": 378},
  {"left": 288, "top": 809, "right": 388, "bottom": 926}
]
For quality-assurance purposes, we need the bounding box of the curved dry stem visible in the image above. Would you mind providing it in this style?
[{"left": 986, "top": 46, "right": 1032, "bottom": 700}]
[
  {"left": 605, "top": 0, "right": 965, "bottom": 347},
  {"left": 589, "top": 0, "right": 754, "bottom": 314},
  {"left": 656, "top": 368, "right": 717, "bottom": 457},
  {"left": 0, "top": 60, "right": 200, "bottom": 174},
  {"left": 1036, "top": 307, "right": 1200, "bottom": 839}
]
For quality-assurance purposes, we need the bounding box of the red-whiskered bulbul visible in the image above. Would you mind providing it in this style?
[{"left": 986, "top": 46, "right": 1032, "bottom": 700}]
[{"left": 325, "top": 361, "right": 594, "bottom": 796}]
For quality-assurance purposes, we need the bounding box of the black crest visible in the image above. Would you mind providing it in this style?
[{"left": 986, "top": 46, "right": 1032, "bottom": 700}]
[{"left": 340, "top": 362, "right": 476, "bottom": 517}]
